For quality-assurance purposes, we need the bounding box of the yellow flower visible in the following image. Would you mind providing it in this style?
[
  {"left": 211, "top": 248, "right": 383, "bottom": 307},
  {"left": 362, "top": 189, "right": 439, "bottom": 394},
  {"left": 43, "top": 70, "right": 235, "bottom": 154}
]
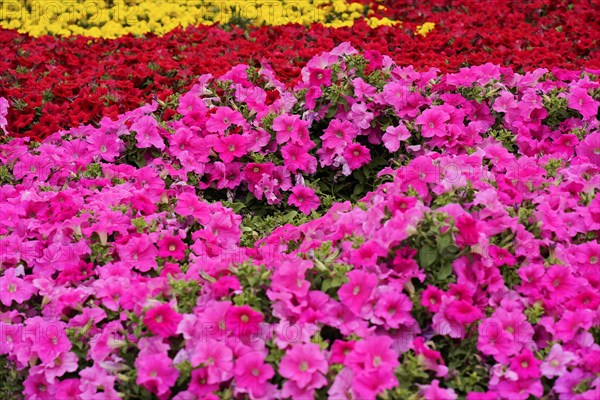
[
  {"left": 0, "top": 0, "right": 402, "bottom": 38},
  {"left": 416, "top": 21, "right": 436, "bottom": 37}
]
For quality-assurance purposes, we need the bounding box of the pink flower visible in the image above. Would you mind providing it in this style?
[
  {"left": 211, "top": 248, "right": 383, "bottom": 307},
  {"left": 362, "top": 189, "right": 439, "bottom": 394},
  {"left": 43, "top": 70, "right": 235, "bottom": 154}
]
[
  {"left": 272, "top": 114, "right": 309, "bottom": 144},
  {"left": 416, "top": 107, "right": 450, "bottom": 137},
  {"left": 135, "top": 352, "right": 179, "bottom": 397},
  {"left": 0, "top": 267, "right": 35, "bottom": 306},
  {"left": 87, "top": 130, "right": 121, "bottom": 162},
  {"left": 346, "top": 336, "right": 399, "bottom": 372},
  {"left": 42, "top": 351, "right": 78, "bottom": 383},
  {"left": 288, "top": 185, "right": 320, "bottom": 215},
  {"left": 190, "top": 339, "right": 233, "bottom": 384},
  {"left": 225, "top": 305, "right": 263, "bottom": 338},
  {"left": 540, "top": 344, "right": 576, "bottom": 378},
  {"left": 279, "top": 343, "right": 328, "bottom": 390},
  {"left": 29, "top": 319, "right": 71, "bottom": 364},
  {"left": 213, "top": 134, "right": 248, "bottom": 163},
  {"left": 282, "top": 143, "right": 317, "bottom": 173},
  {"left": 144, "top": 303, "right": 183, "bottom": 338},
  {"left": 382, "top": 124, "right": 411, "bottom": 152},
  {"left": 421, "top": 285, "right": 444, "bottom": 313},
  {"left": 510, "top": 349, "right": 541, "bottom": 380},
  {"left": 206, "top": 107, "right": 245, "bottom": 133},
  {"left": 343, "top": 143, "right": 371, "bottom": 170},
  {"left": 418, "top": 380, "right": 457, "bottom": 400},
  {"left": 322, "top": 119, "right": 357, "bottom": 150},
  {"left": 373, "top": 291, "right": 414, "bottom": 329},
  {"left": 157, "top": 235, "right": 187, "bottom": 260},
  {"left": 131, "top": 115, "right": 165, "bottom": 149},
  {"left": 338, "top": 270, "right": 378, "bottom": 315},
  {"left": 117, "top": 236, "right": 158, "bottom": 272},
  {"left": 308, "top": 67, "right": 332, "bottom": 86},
  {"left": 233, "top": 353, "right": 275, "bottom": 398},
  {"left": 568, "top": 87, "right": 598, "bottom": 119},
  {"left": 577, "top": 131, "right": 600, "bottom": 166}
]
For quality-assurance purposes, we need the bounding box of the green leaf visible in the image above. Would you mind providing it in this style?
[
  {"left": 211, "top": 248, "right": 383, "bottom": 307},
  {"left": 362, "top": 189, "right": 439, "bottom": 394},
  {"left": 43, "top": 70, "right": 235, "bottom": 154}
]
[
  {"left": 419, "top": 245, "right": 437, "bottom": 268},
  {"left": 438, "top": 262, "right": 453, "bottom": 279}
]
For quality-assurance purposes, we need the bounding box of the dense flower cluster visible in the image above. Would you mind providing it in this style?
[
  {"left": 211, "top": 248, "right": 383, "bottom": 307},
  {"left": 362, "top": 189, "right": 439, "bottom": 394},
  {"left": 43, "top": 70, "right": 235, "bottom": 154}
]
[
  {"left": 2, "top": 0, "right": 599, "bottom": 139},
  {"left": 0, "top": 45, "right": 598, "bottom": 399},
  {"left": 0, "top": 0, "right": 399, "bottom": 37}
]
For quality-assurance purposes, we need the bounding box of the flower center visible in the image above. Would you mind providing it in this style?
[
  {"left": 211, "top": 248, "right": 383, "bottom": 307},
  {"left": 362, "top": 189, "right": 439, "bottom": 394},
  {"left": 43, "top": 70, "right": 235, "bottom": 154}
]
[
  {"left": 100, "top": 145, "right": 107, "bottom": 152},
  {"left": 373, "top": 356, "right": 382, "bottom": 367},
  {"left": 251, "top": 368, "right": 260, "bottom": 377},
  {"left": 388, "top": 307, "right": 396, "bottom": 316},
  {"left": 353, "top": 150, "right": 360, "bottom": 157},
  {"left": 168, "top": 244, "right": 176, "bottom": 252},
  {"left": 206, "top": 357, "right": 215, "bottom": 366},
  {"left": 317, "top": 73, "right": 323, "bottom": 80},
  {"left": 223, "top": 118, "right": 230, "bottom": 125},
  {"left": 7, "top": 284, "right": 16, "bottom": 293},
  {"left": 228, "top": 145, "right": 236, "bottom": 152},
  {"left": 429, "top": 122, "right": 434, "bottom": 129},
  {"left": 155, "top": 315, "right": 163, "bottom": 323},
  {"left": 299, "top": 361, "right": 309, "bottom": 372},
  {"left": 590, "top": 256, "right": 598, "bottom": 264},
  {"left": 520, "top": 361, "right": 529, "bottom": 368},
  {"left": 241, "top": 315, "right": 249, "bottom": 323},
  {"left": 550, "top": 359, "right": 559, "bottom": 367},
  {"left": 594, "top": 148, "right": 600, "bottom": 155},
  {"left": 352, "top": 286, "right": 361, "bottom": 295}
]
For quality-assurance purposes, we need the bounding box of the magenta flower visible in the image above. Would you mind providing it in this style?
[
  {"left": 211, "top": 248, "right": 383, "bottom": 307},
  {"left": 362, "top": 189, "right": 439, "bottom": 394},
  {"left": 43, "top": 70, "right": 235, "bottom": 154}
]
[
  {"left": 135, "top": 352, "right": 179, "bottom": 397},
  {"left": 233, "top": 353, "right": 275, "bottom": 398},
  {"left": 190, "top": 339, "right": 233, "bottom": 384},
  {"left": 131, "top": 115, "right": 165, "bottom": 149},
  {"left": 308, "top": 67, "right": 332, "bottom": 86},
  {"left": 116, "top": 236, "right": 158, "bottom": 272},
  {"left": 418, "top": 380, "right": 457, "bottom": 400},
  {"left": 212, "top": 134, "right": 248, "bottom": 163},
  {"left": 288, "top": 185, "right": 320, "bottom": 215},
  {"left": 0, "top": 268, "right": 35, "bottom": 306},
  {"left": 510, "top": 349, "right": 541, "bottom": 380},
  {"left": 338, "top": 270, "right": 378, "bottom": 315},
  {"left": 568, "top": 87, "right": 598, "bottom": 119},
  {"left": 343, "top": 143, "right": 371, "bottom": 170},
  {"left": 87, "top": 130, "right": 121, "bottom": 162},
  {"left": 225, "top": 305, "right": 263, "bottom": 337},
  {"left": 577, "top": 131, "right": 600, "bottom": 166},
  {"left": 143, "top": 303, "right": 183, "bottom": 338},
  {"left": 373, "top": 291, "right": 414, "bottom": 329},
  {"left": 279, "top": 343, "right": 328, "bottom": 390},
  {"left": 157, "top": 235, "right": 187, "bottom": 260},
  {"left": 29, "top": 319, "right": 71, "bottom": 364},
  {"left": 281, "top": 143, "right": 317, "bottom": 173},
  {"left": 321, "top": 119, "right": 357, "bottom": 150},
  {"left": 382, "top": 124, "right": 411, "bottom": 152},
  {"left": 416, "top": 107, "right": 450, "bottom": 137},
  {"left": 206, "top": 106, "right": 245, "bottom": 133}
]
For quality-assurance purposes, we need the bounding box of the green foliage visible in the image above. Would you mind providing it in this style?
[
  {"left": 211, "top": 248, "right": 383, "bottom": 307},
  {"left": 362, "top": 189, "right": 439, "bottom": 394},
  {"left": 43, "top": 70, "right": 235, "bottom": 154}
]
[{"left": 0, "top": 357, "right": 24, "bottom": 400}]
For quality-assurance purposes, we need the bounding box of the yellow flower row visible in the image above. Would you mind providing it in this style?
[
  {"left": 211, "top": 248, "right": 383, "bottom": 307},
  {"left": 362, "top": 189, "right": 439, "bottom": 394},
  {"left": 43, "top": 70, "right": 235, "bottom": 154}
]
[{"left": 0, "top": 0, "right": 401, "bottom": 38}]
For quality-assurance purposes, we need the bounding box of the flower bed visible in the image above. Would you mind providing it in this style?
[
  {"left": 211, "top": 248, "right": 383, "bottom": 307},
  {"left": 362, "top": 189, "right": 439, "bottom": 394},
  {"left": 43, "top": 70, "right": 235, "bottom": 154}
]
[
  {"left": 0, "top": 44, "right": 598, "bottom": 399},
  {"left": 2, "top": 0, "right": 600, "bottom": 139}
]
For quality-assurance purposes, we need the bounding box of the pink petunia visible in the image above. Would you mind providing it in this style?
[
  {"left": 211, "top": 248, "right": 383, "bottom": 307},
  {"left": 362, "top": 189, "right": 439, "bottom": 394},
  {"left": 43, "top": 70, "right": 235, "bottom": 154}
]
[
  {"left": 233, "top": 353, "right": 275, "bottom": 398},
  {"left": 225, "top": 305, "right": 263, "bottom": 338},
  {"left": 577, "top": 131, "right": 600, "bottom": 166},
  {"left": 143, "top": 303, "right": 183, "bottom": 338},
  {"left": 510, "top": 349, "right": 541, "bottom": 380},
  {"left": 382, "top": 123, "right": 411, "bottom": 152},
  {"left": 131, "top": 115, "right": 165, "bottom": 149},
  {"left": 343, "top": 143, "right": 371, "bottom": 170},
  {"left": 279, "top": 343, "right": 328, "bottom": 390},
  {"left": 157, "top": 235, "right": 187, "bottom": 260},
  {"left": 212, "top": 134, "right": 248, "bottom": 163},
  {"left": 190, "top": 339, "right": 233, "bottom": 384},
  {"left": 205, "top": 107, "right": 245, "bottom": 133},
  {"left": 0, "top": 267, "right": 36, "bottom": 306},
  {"left": 418, "top": 380, "right": 457, "bottom": 400},
  {"left": 135, "top": 352, "right": 179, "bottom": 397},
  {"left": 568, "top": 87, "right": 598, "bottom": 119},
  {"left": 288, "top": 185, "right": 320, "bottom": 215},
  {"left": 416, "top": 107, "right": 450, "bottom": 137},
  {"left": 338, "top": 270, "right": 378, "bottom": 315}
]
